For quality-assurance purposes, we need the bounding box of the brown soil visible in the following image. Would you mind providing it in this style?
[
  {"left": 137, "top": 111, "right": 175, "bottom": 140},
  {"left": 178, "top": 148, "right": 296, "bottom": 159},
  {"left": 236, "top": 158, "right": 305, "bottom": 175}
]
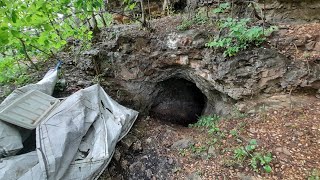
[{"left": 101, "top": 98, "right": 320, "bottom": 179}]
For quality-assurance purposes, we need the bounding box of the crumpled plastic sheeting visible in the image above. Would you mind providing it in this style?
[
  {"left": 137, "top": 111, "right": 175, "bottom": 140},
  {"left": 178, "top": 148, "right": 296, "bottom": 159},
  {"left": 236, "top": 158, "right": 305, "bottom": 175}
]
[
  {"left": 0, "top": 69, "right": 58, "bottom": 158},
  {"left": 0, "top": 151, "right": 39, "bottom": 179},
  {"left": 0, "top": 84, "right": 138, "bottom": 180}
]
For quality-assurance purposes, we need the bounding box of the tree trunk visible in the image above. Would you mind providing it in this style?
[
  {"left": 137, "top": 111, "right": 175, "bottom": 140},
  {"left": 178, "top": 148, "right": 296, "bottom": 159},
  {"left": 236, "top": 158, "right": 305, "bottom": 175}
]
[
  {"left": 140, "top": 0, "right": 147, "bottom": 27},
  {"left": 92, "top": 11, "right": 99, "bottom": 31}
]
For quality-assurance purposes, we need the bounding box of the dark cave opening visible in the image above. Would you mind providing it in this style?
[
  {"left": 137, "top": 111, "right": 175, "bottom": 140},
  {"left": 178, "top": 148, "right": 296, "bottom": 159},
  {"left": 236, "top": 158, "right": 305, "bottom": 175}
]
[
  {"left": 150, "top": 78, "right": 206, "bottom": 126},
  {"left": 172, "top": 0, "right": 187, "bottom": 12}
]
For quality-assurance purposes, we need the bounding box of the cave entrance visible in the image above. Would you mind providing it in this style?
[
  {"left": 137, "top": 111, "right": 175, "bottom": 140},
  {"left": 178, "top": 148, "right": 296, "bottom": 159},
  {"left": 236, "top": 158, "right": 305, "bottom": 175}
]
[
  {"left": 172, "top": 0, "right": 187, "bottom": 12},
  {"left": 150, "top": 78, "right": 206, "bottom": 126}
]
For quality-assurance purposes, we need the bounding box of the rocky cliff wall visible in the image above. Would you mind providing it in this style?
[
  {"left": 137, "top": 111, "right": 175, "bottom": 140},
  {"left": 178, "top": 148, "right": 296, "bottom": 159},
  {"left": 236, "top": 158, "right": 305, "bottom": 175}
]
[
  {"left": 76, "top": 20, "right": 320, "bottom": 117},
  {"left": 259, "top": 0, "right": 320, "bottom": 23}
]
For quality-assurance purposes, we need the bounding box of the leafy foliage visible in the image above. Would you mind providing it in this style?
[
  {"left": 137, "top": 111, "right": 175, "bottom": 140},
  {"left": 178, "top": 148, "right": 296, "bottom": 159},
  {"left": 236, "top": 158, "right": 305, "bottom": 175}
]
[
  {"left": 206, "top": 17, "right": 277, "bottom": 57},
  {"left": 206, "top": 2, "right": 277, "bottom": 57},
  {"left": 189, "top": 114, "right": 220, "bottom": 134},
  {"left": 177, "top": 11, "right": 209, "bottom": 31},
  {"left": 0, "top": 57, "right": 29, "bottom": 84},
  {"left": 0, "top": 0, "right": 116, "bottom": 83},
  {"left": 212, "top": 2, "right": 230, "bottom": 14},
  {"left": 308, "top": 169, "right": 320, "bottom": 180},
  {"left": 189, "top": 144, "right": 207, "bottom": 155},
  {"left": 233, "top": 139, "right": 273, "bottom": 173},
  {"left": 250, "top": 152, "right": 273, "bottom": 173}
]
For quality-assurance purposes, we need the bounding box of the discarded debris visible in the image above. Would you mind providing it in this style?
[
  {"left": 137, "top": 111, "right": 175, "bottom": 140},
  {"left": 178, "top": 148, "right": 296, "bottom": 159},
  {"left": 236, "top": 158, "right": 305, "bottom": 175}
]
[{"left": 0, "top": 62, "right": 138, "bottom": 179}]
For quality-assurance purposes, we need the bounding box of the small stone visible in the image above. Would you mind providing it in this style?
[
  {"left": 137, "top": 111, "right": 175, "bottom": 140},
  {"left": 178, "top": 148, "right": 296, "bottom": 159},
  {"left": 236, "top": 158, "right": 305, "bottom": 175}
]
[
  {"left": 284, "top": 123, "right": 292, "bottom": 127},
  {"left": 178, "top": 55, "right": 189, "bottom": 65},
  {"left": 113, "top": 149, "right": 121, "bottom": 162},
  {"left": 172, "top": 167, "right": 181, "bottom": 173},
  {"left": 208, "top": 146, "right": 216, "bottom": 157},
  {"left": 305, "top": 41, "right": 316, "bottom": 51},
  {"left": 249, "top": 128, "right": 257, "bottom": 133},
  {"left": 146, "top": 137, "right": 152, "bottom": 143},
  {"left": 129, "top": 161, "right": 144, "bottom": 172},
  {"left": 132, "top": 140, "right": 143, "bottom": 153},
  {"left": 120, "top": 135, "right": 137, "bottom": 150},
  {"left": 188, "top": 172, "right": 202, "bottom": 180},
  {"left": 77, "top": 80, "right": 91, "bottom": 87},
  {"left": 275, "top": 147, "right": 291, "bottom": 156},
  {"left": 314, "top": 42, "right": 320, "bottom": 52},
  {"left": 282, "top": 148, "right": 291, "bottom": 156},
  {"left": 146, "top": 169, "right": 153, "bottom": 178},
  {"left": 295, "top": 131, "right": 303, "bottom": 136},
  {"left": 294, "top": 37, "right": 307, "bottom": 47},
  {"left": 171, "top": 138, "right": 194, "bottom": 150},
  {"left": 120, "top": 160, "right": 128, "bottom": 169},
  {"left": 237, "top": 173, "right": 256, "bottom": 180},
  {"left": 201, "top": 152, "right": 208, "bottom": 160},
  {"left": 168, "top": 158, "right": 174, "bottom": 165},
  {"left": 284, "top": 37, "right": 294, "bottom": 46}
]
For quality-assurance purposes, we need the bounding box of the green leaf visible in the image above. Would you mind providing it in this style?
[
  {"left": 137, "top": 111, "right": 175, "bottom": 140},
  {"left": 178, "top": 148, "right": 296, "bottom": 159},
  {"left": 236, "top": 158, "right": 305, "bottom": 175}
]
[
  {"left": 26, "top": 15, "right": 32, "bottom": 22},
  {"left": 60, "top": 40, "right": 67, "bottom": 45},
  {"left": 264, "top": 165, "right": 272, "bottom": 173},
  {"left": 43, "top": 24, "right": 53, "bottom": 31},
  {"left": 264, "top": 154, "right": 273, "bottom": 163},
  {"left": 11, "top": 10, "right": 18, "bottom": 23},
  {"left": 0, "top": 30, "right": 9, "bottom": 44},
  {"left": 249, "top": 139, "right": 257, "bottom": 145},
  {"left": 10, "top": 30, "right": 20, "bottom": 38},
  {"left": 250, "top": 157, "right": 258, "bottom": 171},
  {"left": 44, "top": 39, "right": 50, "bottom": 47},
  {"left": 128, "top": 2, "right": 136, "bottom": 10},
  {"left": 0, "top": 0, "right": 5, "bottom": 7},
  {"left": 92, "top": 1, "right": 101, "bottom": 8}
]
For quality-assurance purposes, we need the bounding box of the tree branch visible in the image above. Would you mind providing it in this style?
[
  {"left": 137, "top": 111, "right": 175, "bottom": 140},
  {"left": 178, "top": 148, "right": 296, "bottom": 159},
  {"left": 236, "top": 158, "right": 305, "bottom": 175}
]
[{"left": 18, "top": 38, "right": 38, "bottom": 70}]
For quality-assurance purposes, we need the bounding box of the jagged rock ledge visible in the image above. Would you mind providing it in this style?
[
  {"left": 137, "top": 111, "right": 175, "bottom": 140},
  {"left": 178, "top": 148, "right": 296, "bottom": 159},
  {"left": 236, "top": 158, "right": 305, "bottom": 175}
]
[{"left": 76, "top": 22, "right": 320, "bottom": 122}]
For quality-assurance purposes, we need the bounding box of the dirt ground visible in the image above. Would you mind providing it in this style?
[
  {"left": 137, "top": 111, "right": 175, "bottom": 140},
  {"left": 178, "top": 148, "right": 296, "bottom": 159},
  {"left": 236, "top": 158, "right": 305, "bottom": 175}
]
[{"left": 99, "top": 97, "right": 320, "bottom": 180}]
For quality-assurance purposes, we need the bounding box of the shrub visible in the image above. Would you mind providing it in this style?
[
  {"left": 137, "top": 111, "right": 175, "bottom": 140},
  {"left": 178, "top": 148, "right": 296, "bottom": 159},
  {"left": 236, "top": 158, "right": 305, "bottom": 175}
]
[
  {"left": 177, "top": 11, "right": 209, "bottom": 31},
  {"left": 0, "top": 57, "right": 28, "bottom": 85},
  {"left": 233, "top": 139, "right": 273, "bottom": 173},
  {"left": 189, "top": 115, "right": 220, "bottom": 134},
  {"left": 206, "top": 17, "right": 277, "bottom": 57}
]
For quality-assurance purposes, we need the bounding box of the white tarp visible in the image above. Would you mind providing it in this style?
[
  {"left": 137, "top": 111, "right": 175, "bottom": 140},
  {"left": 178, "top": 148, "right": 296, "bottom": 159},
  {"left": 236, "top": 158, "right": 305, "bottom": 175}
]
[
  {"left": 0, "top": 68, "right": 138, "bottom": 180},
  {"left": 0, "top": 69, "right": 58, "bottom": 157}
]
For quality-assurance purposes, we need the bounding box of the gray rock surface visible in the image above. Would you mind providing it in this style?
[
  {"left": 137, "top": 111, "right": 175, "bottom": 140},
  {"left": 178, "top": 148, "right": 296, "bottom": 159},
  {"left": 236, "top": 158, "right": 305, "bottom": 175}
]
[
  {"left": 76, "top": 25, "right": 320, "bottom": 117},
  {"left": 171, "top": 138, "right": 195, "bottom": 149}
]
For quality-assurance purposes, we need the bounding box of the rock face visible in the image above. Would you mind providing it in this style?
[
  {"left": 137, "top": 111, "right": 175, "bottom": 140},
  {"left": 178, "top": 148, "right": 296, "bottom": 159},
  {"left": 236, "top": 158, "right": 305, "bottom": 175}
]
[
  {"left": 76, "top": 22, "right": 320, "bottom": 119},
  {"left": 260, "top": 0, "right": 320, "bottom": 23}
]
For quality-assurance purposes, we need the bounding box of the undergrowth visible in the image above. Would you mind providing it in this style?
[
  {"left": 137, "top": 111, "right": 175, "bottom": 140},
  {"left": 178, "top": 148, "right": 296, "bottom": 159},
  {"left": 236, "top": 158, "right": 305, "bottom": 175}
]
[
  {"left": 189, "top": 114, "right": 220, "bottom": 134},
  {"left": 205, "top": 2, "right": 277, "bottom": 57},
  {"left": 309, "top": 169, "right": 320, "bottom": 180},
  {"left": 0, "top": 57, "right": 29, "bottom": 85},
  {"left": 232, "top": 139, "right": 273, "bottom": 173},
  {"left": 177, "top": 11, "right": 209, "bottom": 31},
  {"left": 206, "top": 18, "right": 277, "bottom": 57},
  {"left": 187, "top": 115, "right": 273, "bottom": 174}
]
